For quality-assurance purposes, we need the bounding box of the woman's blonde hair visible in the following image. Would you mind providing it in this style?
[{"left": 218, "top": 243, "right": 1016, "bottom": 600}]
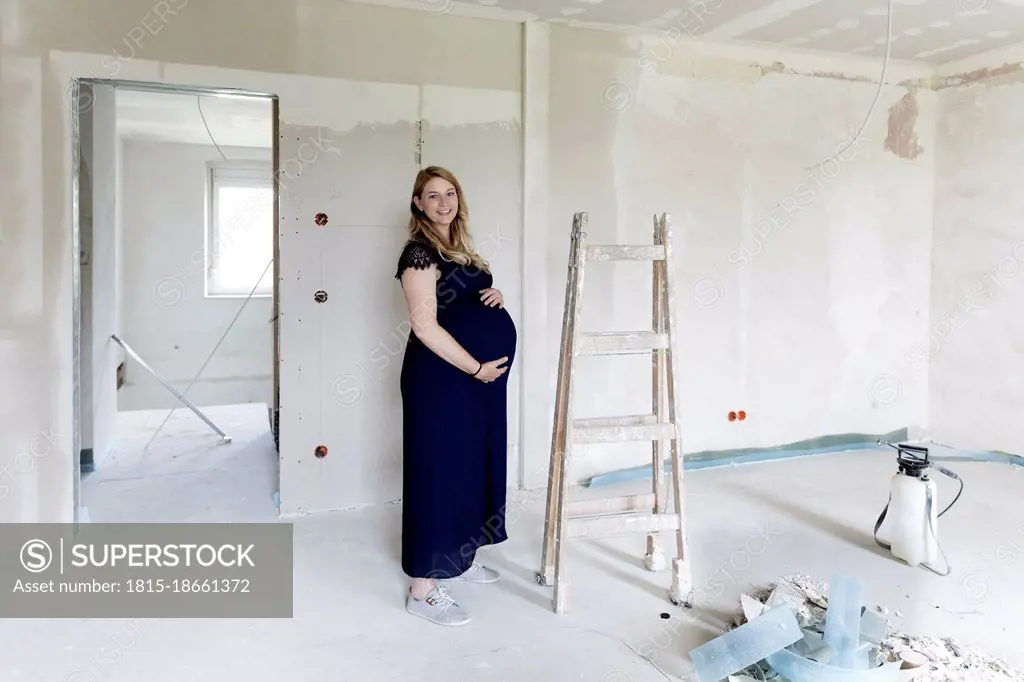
[{"left": 407, "top": 166, "right": 489, "bottom": 272}]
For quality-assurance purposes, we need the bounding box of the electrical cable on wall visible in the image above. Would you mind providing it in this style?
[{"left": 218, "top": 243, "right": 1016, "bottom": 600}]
[{"left": 804, "top": 0, "right": 893, "bottom": 170}]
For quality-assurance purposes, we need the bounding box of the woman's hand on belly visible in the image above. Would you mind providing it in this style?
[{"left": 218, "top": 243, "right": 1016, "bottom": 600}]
[{"left": 479, "top": 287, "right": 503, "bottom": 308}]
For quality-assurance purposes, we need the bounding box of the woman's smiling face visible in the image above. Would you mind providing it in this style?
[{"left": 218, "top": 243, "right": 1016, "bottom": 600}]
[{"left": 414, "top": 176, "right": 458, "bottom": 228}]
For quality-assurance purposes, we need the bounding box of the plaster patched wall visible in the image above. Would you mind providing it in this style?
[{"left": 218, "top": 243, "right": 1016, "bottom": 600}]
[
  {"left": 0, "top": 0, "right": 524, "bottom": 522},
  {"left": 524, "top": 24, "right": 936, "bottom": 483},
  {"left": 3, "top": 0, "right": 1014, "bottom": 523},
  {"left": 929, "top": 66, "right": 1024, "bottom": 455}
]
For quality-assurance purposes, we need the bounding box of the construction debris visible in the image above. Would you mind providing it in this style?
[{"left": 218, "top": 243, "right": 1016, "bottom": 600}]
[
  {"left": 689, "top": 603, "right": 803, "bottom": 682},
  {"left": 719, "top": 573, "right": 1024, "bottom": 682}
]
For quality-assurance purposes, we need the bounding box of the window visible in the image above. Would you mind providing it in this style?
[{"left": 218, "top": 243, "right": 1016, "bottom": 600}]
[{"left": 206, "top": 161, "right": 274, "bottom": 297}]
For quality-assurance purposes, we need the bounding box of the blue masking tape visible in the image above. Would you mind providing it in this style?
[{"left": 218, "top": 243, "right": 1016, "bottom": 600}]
[{"left": 584, "top": 442, "right": 1024, "bottom": 488}]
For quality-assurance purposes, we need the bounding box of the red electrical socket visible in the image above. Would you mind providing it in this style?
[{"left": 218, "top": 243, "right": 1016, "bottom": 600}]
[
  {"left": 728, "top": 411, "right": 737, "bottom": 422},
  {"left": 737, "top": 410, "right": 747, "bottom": 421}
]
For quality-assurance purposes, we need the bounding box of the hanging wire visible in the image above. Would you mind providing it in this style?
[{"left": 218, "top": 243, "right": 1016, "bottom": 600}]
[
  {"left": 197, "top": 95, "right": 229, "bottom": 162},
  {"left": 803, "top": 0, "right": 893, "bottom": 171}
]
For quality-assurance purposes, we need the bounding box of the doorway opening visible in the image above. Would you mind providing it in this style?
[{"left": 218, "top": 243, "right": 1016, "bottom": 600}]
[{"left": 71, "top": 79, "right": 281, "bottom": 523}]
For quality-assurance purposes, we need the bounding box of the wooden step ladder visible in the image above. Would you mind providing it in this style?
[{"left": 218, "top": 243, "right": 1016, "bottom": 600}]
[{"left": 535, "top": 211, "right": 693, "bottom": 614}]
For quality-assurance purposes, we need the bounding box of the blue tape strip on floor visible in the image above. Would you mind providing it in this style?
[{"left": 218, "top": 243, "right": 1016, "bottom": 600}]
[
  {"left": 584, "top": 442, "right": 1024, "bottom": 488},
  {"left": 929, "top": 450, "right": 1024, "bottom": 467}
]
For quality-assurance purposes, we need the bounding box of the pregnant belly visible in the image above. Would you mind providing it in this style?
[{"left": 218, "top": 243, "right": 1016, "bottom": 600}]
[{"left": 440, "top": 300, "right": 517, "bottom": 366}]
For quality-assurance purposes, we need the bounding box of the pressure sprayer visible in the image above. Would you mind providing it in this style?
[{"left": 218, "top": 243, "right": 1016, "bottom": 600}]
[{"left": 873, "top": 440, "right": 964, "bottom": 576}]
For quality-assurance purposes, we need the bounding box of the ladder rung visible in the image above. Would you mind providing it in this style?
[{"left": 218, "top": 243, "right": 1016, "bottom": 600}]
[
  {"left": 585, "top": 245, "right": 666, "bottom": 262},
  {"left": 567, "top": 493, "right": 656, "bottom": 517},
  {"left": 567, "top": 511, "right": 680, "bottom": 540},
  {"left": 576, "top": 331, "right": 669, "bottom": 355},
  {"left": 572, "top": 415, "right": 676, "bottom": 444},
  {"left": 576, "top": 414, "right": 656, "bottom": 428}
]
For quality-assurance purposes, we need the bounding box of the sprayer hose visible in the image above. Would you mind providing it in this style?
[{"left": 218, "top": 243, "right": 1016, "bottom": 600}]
[{"left": 936, "top": 467, "right": 964, "bottom": 518}]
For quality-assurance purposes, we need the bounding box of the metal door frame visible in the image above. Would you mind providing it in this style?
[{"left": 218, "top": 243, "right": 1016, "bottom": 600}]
[{"left": 70, "top": 78, "right": 280, "bottom": 525}]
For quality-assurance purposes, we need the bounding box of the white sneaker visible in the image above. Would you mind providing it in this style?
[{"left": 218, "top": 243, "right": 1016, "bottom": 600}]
[
  {"left": 457, "top": 562, "right": 500, "bottom": 584},
  {"left": 406, "top": 585, "right": 471, "bottom": 627}
]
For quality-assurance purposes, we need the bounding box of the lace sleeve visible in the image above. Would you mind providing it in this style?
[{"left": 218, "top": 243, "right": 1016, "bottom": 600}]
[{"left": 395, "top": 241, "right": 440, "bottom": 280}]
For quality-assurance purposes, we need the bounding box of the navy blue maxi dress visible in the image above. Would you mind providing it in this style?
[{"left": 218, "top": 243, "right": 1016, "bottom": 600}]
[{"left": 395, "top": 238, "right": 518, "bottom": 580}]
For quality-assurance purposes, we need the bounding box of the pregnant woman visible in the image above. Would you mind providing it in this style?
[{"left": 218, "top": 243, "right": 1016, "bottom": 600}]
[{"left": 394, "top": 166, "right": 517, "bottom": 626}]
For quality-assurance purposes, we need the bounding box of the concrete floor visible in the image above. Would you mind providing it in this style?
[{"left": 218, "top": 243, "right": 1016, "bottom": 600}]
[
  {"left": 4, "top": 408, "right": 1023, "bottom": 680},
  {"left": 79, "top": 404, "right": 281, "bottom": 522}
]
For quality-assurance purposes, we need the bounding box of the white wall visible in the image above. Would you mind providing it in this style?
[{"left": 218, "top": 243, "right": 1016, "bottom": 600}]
[
  {"left": 521, "top": 25, "right": 938, "bottom": 483},
  {"left": 274, "top": 70, "right": 524, "bottom": 515},
  {"left": 118, "top": 138, "right": 273, "bottom": 411},
  {"left": 2, "top": 0, "right": 1014, "bottom": 523},
  {"left": 928, "top": 56, "right": 1024, "bottom": 455},
  {"left": 0, "top": 0, "right": 526, "bottom": 522}
]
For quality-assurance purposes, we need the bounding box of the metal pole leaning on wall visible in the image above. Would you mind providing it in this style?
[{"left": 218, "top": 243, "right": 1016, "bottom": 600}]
[{"left": 110, "top": 334, "right": 232, "bottom": 442}]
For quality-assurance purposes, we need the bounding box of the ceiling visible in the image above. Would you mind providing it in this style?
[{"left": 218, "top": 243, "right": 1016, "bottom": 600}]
[
  {"left": 112, "top": 1, "right": 1024, "bottom": 148},
  {"left": 402, "top": 0, "right": 1024, "bottom": 65},
  {"left": 115, "top": 89, "right": 273, "bottom": 149}
]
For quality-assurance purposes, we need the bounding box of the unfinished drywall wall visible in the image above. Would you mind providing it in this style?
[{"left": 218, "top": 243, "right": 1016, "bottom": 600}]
[
  {"left": 929, "top": 62, "right": 1024, "bottom": 455},
  {"left": 276, "top": 91, "right": 522, "bottom": 515},
  {"left": 3, "top": 0, "right": 999, "bottom": 523},
  {"left": 0, "top": 0, "right": 523, "bottom": 522},
  {"left": 118, "top": 139, "right": 274, "bottom": 412},
  {"left": 521, "top": 25, "right": 938, "bottom": 483}
]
